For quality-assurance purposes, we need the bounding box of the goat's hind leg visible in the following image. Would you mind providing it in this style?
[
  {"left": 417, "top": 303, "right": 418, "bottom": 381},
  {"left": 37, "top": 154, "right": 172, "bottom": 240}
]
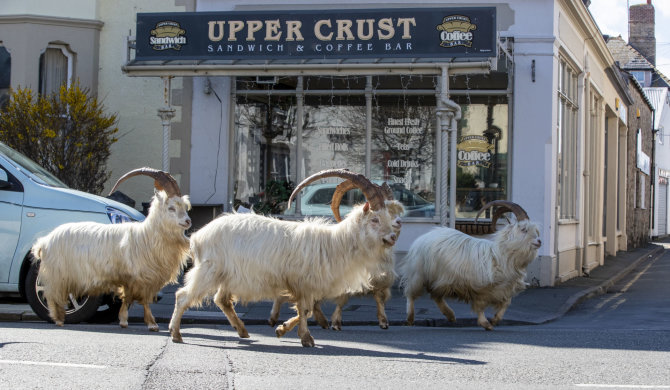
[
  {"left": 312, "top": 302, "right": 329, "bottom": 329},
  {"left": 169, "top": 267, "right": 213, "bottom": 343},
  {"left": 430, "top": 292, "right": 456, "bottom": 323},
  {"left": 473, "top": 301, "right": 494, "bottom": 331},
  {"left": 46, "top": 292, "right": 66, "bottom": 327},
  {"left": 142, "top": 302, "right": 159, "bottom": 332},
  {"left": 330, "top": 295, "right": 348, "bottom": 331},
  {"left": 213, "top": 288, "right": 249, "bottom": 338},
  {"left": 490, "top": 300, "right": 511, "bottom": 327}
]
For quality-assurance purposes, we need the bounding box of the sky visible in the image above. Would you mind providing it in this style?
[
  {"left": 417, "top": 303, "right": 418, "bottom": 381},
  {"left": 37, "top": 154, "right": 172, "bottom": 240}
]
[{"left": 588, "top": 0, "right": 670, "bottom": 78}]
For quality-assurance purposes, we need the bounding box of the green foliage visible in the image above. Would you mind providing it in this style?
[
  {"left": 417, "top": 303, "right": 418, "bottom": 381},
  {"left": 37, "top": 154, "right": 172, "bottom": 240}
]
[
  {"left": 253, "top": 180, "right": 295, "bottom": 215},
  {"left": 0, "top": 83, "right": 118, "bottom": 194}
]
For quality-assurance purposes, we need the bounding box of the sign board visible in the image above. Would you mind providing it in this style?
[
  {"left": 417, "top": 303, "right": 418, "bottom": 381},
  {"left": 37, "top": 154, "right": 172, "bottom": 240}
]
[{"left": 135, "top": 7, "right": 496, "bottom": 61}]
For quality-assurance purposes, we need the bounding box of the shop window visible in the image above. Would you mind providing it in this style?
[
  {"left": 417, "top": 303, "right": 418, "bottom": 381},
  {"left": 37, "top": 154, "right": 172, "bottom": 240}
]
[
  {"left": 371, "top": 95, "right": 437, "bottom": 218},
  {"left": 0, "top": 45, "right": 9, "bottom": 109},
  {"left": 453, "top": 95, "right": 509, "bottom": 218},
  {"left": 557, "top": 58, "right": 579, "bottom": 220},
  {"left": 232, "top": 73, "right": 510, "bottom": 220},
  {"left": 233, "top": 91, "right": 297, "bottom": 215},
  {"left": 39, "top": 45, "right": 73, "bottom": 96}
]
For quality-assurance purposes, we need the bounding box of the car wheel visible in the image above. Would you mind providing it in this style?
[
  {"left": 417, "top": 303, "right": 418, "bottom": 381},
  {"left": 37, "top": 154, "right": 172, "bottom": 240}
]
[
  {"left": 88, "top": 295, "right": 122, "bottom": 324},
  {"left": 24, "top": 261, "right": 102, "bottom": 324}
]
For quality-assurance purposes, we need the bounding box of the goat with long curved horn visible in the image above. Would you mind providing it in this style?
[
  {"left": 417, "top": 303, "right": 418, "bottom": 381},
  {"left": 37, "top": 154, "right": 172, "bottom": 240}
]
[{"left": 108, "top": 167, "right": 181, "bottom": 198}]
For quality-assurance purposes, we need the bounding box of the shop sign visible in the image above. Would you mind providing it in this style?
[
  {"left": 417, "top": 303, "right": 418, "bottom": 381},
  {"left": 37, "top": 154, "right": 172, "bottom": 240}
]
[
  {"left": 457, "top": 135, "right": 494, "bottom": 168},
  {"left": 135, "top": 7, "right": 496, "bottom": 61}
]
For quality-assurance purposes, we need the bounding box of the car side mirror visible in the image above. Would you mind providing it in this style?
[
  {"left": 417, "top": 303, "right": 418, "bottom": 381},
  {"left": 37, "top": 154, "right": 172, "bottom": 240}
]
[{"left": 0, "top": 168, "right": 10, "bottom": 189}]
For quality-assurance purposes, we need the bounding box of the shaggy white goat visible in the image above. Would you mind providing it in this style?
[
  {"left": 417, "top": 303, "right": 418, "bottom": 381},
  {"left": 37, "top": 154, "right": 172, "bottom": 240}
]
[
  {"left": 400, "top": 201, "right": 541, "bottom": 330},
  {"left": 31, "top": 168, "right": 191, "bottom": 330},
  {"left": 169, "top": 169, "right": 401, "bottom": 347},
  {"left": 268, "top": 181, "right": 404, "bottom": 330}
]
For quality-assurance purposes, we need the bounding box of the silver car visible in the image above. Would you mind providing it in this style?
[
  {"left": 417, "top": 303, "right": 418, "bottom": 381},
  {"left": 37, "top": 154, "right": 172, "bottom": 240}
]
[{"left": 0, "top": 141, "right": 145, "bottom": 323}]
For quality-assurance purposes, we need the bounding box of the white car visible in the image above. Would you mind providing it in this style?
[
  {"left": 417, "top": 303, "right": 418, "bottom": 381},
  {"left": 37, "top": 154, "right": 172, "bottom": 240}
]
[
  {"left": 285, "top": 182, "right": 435, "bottom": 218},
  {"left": 0, "top": 141, "right": 145, "bottom": 323}
]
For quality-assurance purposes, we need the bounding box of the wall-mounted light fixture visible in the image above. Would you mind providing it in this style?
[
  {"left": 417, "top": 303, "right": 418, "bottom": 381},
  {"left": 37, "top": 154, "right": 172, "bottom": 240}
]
[{"left": 531, "top": 59, "right": 536, "bottom": 83}]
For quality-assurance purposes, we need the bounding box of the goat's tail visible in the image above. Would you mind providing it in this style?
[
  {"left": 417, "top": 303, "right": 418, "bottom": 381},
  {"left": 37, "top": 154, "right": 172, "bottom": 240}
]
[{"left": 30, "top": 235, "right": 48, "bottom": 262}]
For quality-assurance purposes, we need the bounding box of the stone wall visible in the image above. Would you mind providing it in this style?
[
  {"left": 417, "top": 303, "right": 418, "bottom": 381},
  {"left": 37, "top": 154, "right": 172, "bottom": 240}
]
[{"left": 626, "top": 75, "right": 654, "bottom": 248}]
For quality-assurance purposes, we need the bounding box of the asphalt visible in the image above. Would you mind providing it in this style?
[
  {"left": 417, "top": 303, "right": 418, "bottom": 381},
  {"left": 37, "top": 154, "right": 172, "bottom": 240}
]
[{"left": 1, "top": 239, "right": 667, "bottom": 328}]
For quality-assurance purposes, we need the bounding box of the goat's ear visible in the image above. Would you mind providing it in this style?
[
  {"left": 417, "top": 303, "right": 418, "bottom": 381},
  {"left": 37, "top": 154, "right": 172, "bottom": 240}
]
[{"left": 363, "top": 202, "right": 370, "bottom": 214}]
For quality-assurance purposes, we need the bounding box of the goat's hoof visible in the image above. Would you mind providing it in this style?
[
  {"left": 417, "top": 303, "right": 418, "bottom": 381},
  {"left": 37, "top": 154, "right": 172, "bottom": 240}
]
[
  {"left": 480, "top": 322, "right": 494, "bottom": 331},
  {"left": 268, "top": 318, "right": 277, "bottom": 327},
  {"left": 331, "top": 324, "right": 342, "bottom": 331},
  {"left": 54, "top": 321, "right": 64, "bottom": 327},
  {"left": 148, "top": 324, "right": 160, "bottom": 332},
  {"left": 316, "top": 321, "right": 329, "bottom": 329},
  {"left": 119, "top": 322, "right": 128, "bottom": 329},
  {"left": 379, "top": 323, "right": 389, "bottom": 330},
  {"left": 301, "top": 335, "right": 315, "bottom": 347},
  {"left": 275, "top": 326, "right": 286, "bottom": 338},
  {"left": 170, "top": 332, "right": 184, "bottom": 343},
  {"left": 405, "top": 320, "right": 414, "bottom": 326},
  {"left": 238, "top": 329, "right": 250, "bottom": 338}
]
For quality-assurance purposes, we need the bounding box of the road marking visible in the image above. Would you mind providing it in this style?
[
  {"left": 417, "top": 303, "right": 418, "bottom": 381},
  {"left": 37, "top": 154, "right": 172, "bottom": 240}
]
[
  {"left": 0, "top": 359, "right": 106, "bottom": 369},
  {"left": 576, "top": 385, "right": 670, "bottom": 389}
]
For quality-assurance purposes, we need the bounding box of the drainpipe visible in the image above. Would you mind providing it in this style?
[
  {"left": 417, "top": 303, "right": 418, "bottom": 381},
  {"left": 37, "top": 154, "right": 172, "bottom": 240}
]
[
  {"left": 157, "top": 76, "right": 176, "bottom": 172},
  {"left": 437, "top": 65, "right": 461, "bottom": 228}
]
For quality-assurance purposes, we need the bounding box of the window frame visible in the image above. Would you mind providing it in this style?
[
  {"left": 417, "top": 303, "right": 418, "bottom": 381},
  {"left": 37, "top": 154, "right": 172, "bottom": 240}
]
[
  {"left": 39, "top": 44, "right": 74, "bottom": 96},
  {"left": 557, "top": 57, "right": 580, "bottom": 221}
]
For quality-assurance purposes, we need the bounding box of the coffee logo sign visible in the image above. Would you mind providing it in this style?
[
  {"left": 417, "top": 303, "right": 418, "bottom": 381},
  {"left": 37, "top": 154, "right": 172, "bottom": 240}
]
[
  {"left": 436, "top": 15, "right": 476, "bottom": 48},
  {"left": 150, "top": 21, "right": 187, "bottom": 51},
  {"left": 457, "top": 135, "right": 493, "bottom": 168}
]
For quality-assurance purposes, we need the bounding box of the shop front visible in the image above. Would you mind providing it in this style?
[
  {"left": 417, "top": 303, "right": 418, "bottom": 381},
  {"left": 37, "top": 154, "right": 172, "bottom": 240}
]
[{"left": 124, "top": 6, "right": 511, "bottom": 251}]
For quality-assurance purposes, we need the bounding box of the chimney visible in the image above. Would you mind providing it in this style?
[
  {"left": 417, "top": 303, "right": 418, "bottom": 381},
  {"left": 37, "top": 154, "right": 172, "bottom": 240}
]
[{"left": 629, "top": 0, "right": 656, "bottom": 65}]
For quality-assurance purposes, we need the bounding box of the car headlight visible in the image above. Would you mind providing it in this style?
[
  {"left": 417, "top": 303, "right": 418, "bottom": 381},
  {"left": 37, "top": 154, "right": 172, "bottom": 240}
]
[{"left": 106, "top": 207, "right": 134, "bottom": 224}]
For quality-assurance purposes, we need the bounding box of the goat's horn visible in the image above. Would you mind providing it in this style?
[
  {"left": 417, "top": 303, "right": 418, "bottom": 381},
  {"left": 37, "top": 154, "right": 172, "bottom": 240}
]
[
  {"left": 288, "top": 169, "right": 386, "bottom": 212},
  {"left": 108, "top": 167, "right": 181, "bottom": 198},
  {"left": 475, "top": 200, "right": 529, "bottom": 224},
  {"left": 474, "top": 205, "right": 510, "bottom": 231},
  {"left": 330, "top": 180, "right": 357, "bottom": 222},
  {"left": 330, "top": 180, "right": 394, "bottom": 222}
]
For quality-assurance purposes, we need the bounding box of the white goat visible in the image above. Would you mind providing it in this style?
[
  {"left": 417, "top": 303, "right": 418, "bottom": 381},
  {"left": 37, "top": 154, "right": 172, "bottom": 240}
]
[
  {"left": 268, "top": 181, "right": 404, "bottom": 330},
  {"left": 31, "top": 168, "right": 192, "bottom": 331},
  {"left": 169, "top": 169, "right": 402, "bottom": 347},
  {"left": 400, "top": 201, "right": 541, "bottom": 330}
]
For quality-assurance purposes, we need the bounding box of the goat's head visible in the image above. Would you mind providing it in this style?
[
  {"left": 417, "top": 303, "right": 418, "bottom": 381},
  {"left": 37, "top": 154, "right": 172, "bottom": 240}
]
[
  {"left": 288, "top": 169, "right": 403, "bottom": 247},
  {"left": 109, "top": 167, "right": 192, "bottom": 231},
  {"left": 477, "top": 200, "right": 542, "bottom": 265},
  {"left": 328, "top": 178, "right": 404, "bottom": 236}
]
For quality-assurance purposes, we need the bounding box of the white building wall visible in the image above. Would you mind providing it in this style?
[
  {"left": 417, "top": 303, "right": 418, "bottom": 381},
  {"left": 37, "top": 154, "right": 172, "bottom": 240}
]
[
  {"left": 98, "top": 0, "right": 187, "bottom": 205},
  {"left": 651, "top": 90, "right": 670, "bottom": 236},
  {"left": 2, "top": 0, "right": 97, "bottom": 20}
]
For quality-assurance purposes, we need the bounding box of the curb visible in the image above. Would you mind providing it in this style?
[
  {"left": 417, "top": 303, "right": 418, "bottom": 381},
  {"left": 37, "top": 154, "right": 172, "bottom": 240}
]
[{"left": 531, "top": 244, "right": 665, "bottom": 325}]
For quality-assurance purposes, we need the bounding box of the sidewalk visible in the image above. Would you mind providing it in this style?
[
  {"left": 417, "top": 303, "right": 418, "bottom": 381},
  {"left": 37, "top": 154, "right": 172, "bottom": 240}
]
[{"left": 1, "top": 241, "right": 666, "bottom": 327}]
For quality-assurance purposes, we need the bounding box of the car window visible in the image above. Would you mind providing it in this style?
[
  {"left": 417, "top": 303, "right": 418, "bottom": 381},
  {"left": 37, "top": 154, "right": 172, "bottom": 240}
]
[
  {"left": 308, "top": 187, "right": 336, "bottom": 205},
  {"left": 0, "top": 142, "right": 67, "bottom": 188}
]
